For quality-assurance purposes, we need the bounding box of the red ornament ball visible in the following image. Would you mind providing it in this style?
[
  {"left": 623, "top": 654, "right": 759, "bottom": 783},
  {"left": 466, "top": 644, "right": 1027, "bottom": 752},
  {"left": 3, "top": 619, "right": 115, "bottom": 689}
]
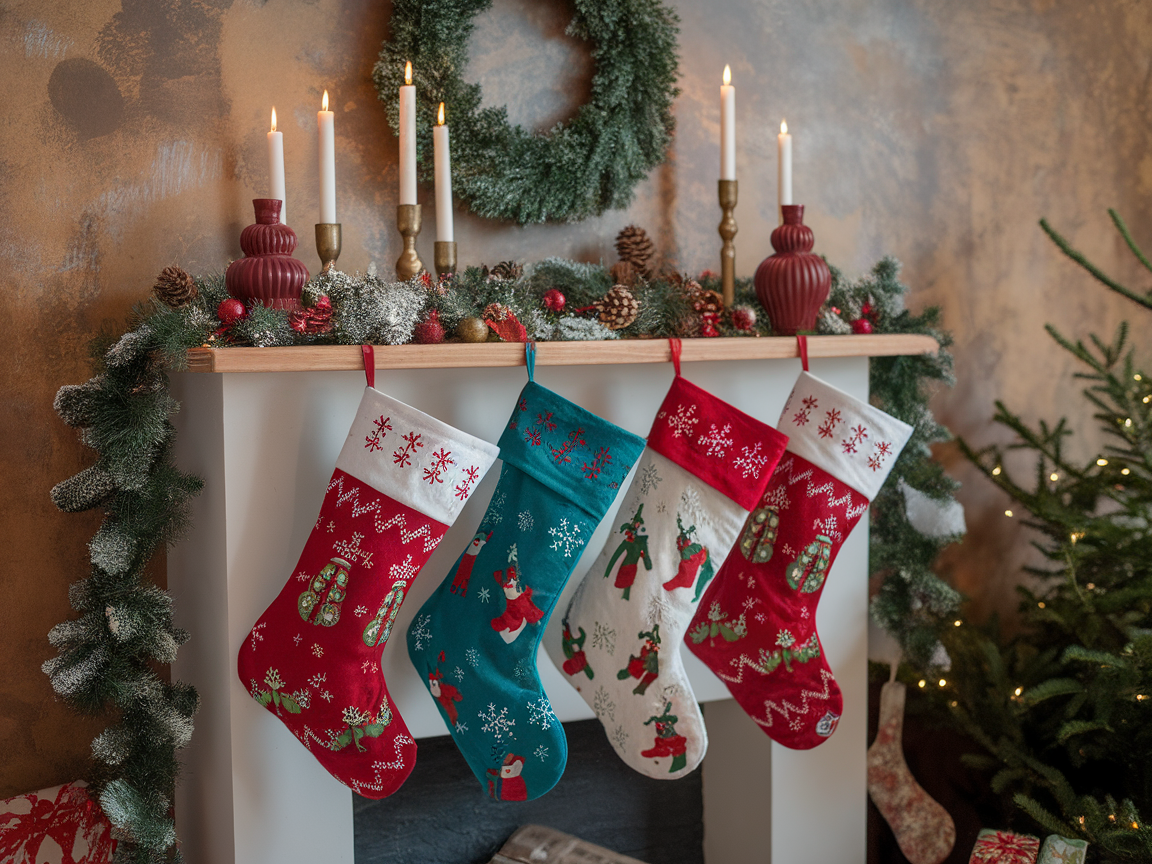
[
  {"left": 543, "top": 288, "right": 566, "bottom": 313},
  {"left": 730, "top": 305, "right": 758, "bottom": 332},
  {"left": 413, "top": 310, "right": 446, "bottom": 344},
  {"left": 217, "top": 298, "right": 247, "bottom": 325},
  {"left": 851, "top": 318, "right": 874, "bottom": 334}
]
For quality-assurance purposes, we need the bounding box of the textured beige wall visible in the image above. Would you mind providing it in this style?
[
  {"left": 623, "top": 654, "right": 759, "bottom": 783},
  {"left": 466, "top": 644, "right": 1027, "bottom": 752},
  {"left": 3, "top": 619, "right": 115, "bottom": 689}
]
[{"left": 2, "top": 0, "right": 1150, "bottom": 797}]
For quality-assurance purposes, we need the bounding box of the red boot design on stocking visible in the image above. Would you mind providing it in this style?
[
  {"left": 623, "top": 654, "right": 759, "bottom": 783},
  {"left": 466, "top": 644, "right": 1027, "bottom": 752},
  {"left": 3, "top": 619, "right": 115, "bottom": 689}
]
[
  {"left": 687, "top": 372, "right": 912, "bottom": 749},
  {"left": 237, "top": 384, "right": 498, "bottom": 798}
]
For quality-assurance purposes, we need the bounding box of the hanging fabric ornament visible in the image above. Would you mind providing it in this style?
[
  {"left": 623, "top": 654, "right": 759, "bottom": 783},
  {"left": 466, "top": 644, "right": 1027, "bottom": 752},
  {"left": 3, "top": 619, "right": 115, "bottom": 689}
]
[
  {"left": 408, "top": 342, "right": 645, "bottom": 801},
  {"left": 237, "top": 349, "right": 499, "bottom": 798},
  {"left": 556, "top": 339, "right": 788, "bottom": 779},
  {"left": 868, "top": 677, "right": 956, "bottom": 864},
  {"left": 686, "top": 370, "right": 913, "bottom": 749},
  {"left": 969, "top": 830, "right": 1040, "bottom": 864}
]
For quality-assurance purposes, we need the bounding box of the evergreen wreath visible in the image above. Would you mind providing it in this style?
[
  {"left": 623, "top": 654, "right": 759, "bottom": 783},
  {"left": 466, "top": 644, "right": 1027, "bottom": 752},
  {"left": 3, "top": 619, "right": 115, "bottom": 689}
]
[{"left": 372, "top": 0, "right": 680, "bottom": 224}]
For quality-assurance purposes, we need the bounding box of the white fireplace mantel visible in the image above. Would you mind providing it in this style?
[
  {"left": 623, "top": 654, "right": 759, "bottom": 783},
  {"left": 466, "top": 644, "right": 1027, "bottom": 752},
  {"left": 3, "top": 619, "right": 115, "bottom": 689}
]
[{"left": 168, "top": 336, "right": 934, "bottom": 864}]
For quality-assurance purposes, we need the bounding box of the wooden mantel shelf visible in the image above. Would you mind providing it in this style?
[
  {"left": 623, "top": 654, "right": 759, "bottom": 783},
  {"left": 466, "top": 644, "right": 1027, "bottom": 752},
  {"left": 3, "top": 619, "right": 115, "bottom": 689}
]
[{"left": 184, "top": 334, "right": 938, "bottom": 373}]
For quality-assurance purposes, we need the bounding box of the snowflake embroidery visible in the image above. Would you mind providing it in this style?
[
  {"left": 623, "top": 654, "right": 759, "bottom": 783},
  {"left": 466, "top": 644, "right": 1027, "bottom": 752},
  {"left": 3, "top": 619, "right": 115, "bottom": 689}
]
[
  {"left": 655, "top": 500, "right": 668, "bottom": 514},
  {"left": 361, "top": 659, "right": 378, "bottom": 674},
  {"left": 297, "top": 570, "right": 309, "bottom": 583},
  {"left": 781, "top": 543, "right": 795, "bottom": 558},
  {"left": 610, "top": 725, "right": 629, "bottom": 751},
  {"left": 513, "top": 658, "right": 535, "bottom": 687},
  {"left": 390, "top": 554, "right": 420, "bottom": 583},
  {"left": 249, "top": 622, "right": 266, "bottom": 652},
  {"left": 307, "top": 672, "right": 327, "bottom": 689},
  {"left": 311, "top": 643, "right": 324, "bottom": 658},
  {"left": 867, "top": 440, "right": 893, "bottom": 472},
  {"left": 534, "top": 745, "right": 550, "bottom": 761},
  {"left": 841, "top": 424, "right": 868, "bottom": 455},
  {"left": 593, "top": 686, "right": 616, "bottom": 722},
  {"left": 455, "top": 720, "right": 469, "bottom": 734},
  {"left": 365, "top": 415, "right": 392, "bottom": 451},
  {"left": 466, "top": 648, "right": 480, "bottom": 667},
  {"left": 793, "top": 396, "right": 818, "bottom": 426},
  {"left": 320, "top": 691, "right": 333, "bottom": 702},
  {"left": 697, "top": 423, "right": 733, "bottom": 458},
  {"left": 818, "top": 408, "right": 842, "bottom": 439},
  {"left": 582, "top": 446, "right": 612, "bottom": 480},
  {"left": 517, "top": 511, "right": 534, "bottom": 531},
  {"left": 665, "top": 404, "right": 699, "bottom": 438},
  {"left": 550, "top": 427, "right": 587, "bottom": 465},
  {"left": 592, "top": 621, "right": 616, "bottom": 655},
  {"left": 733, "top": 442, "right": 770, "bottom": 479},
  {"left": 766, "top": 485, "right": 790, "bottom": 510},
  {"left": 536, "top": 411, "right": 557, "bottom": 432},
  {"left": 477, "top": 587, "right": 491, "bottom": 603},
  {"left": 549, "top": 518, "right": 586, "bottom": 558},
  {"left": 423, "top": 448, "right": 455, "bottom": 484},
  {"left": 527, "top": 697, "right": 557, "bottom": 730},
  {"left": 410, "top": 614, "right": 433, "bottom": 652},
  {"left": 454, "top": 464, "right": 480, "bottom": 500},
  {"left": 293, "top": 634, "right": 302, "bottom": 645},
  {"left": 523, "top": 427, "right": 542, "bottom": 447},
  {"left": 333, "top": 531, "right": 373, "bottom": 569},
  {"left": 755, "top": 612, "right": 767, "bottom": 623},
  {"left": 639, "top": 462, "right": 662, "bottom": 495},
  {"left": 354, "top": 605, "right": 368, "bottom": 618},
  {"left": 478, "top": 703, "right": 516, "bottom": 741},
  {"left": 326, "top": 521, "right": 335, "bottom": 534},
  {"left": 392, "top": 431, "right": 423, "bottom": 468}
]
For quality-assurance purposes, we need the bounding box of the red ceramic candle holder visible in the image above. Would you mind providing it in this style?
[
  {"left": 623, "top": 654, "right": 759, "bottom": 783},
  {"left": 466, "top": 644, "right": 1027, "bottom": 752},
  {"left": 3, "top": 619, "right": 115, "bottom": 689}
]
[
  {"left": 754, "top": 204, "right": 831, "bottom": 336},
  {"left": 225, "top": 199, "right": 309, "bottom": 310}
]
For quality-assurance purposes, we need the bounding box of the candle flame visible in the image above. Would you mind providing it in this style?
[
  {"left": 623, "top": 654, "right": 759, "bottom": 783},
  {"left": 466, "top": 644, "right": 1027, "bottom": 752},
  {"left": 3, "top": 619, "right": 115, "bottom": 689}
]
[
  {"left": 437, "top": 102, "right": 446, "bottom": 125},
  {"left": 405, "top": 61, "right": 412, "bottom": 85},
  {"left": 723, "top": 65, "right": 731, "bottom": 86},
  {"left": 270, "top": 107, "right": 277, "bottom": 132},
  {"left": 781, "top": 119, "right": 788, "bottom": 134},
  {"left": 322, "top": 90, "right": 329, "bottom": 112}
]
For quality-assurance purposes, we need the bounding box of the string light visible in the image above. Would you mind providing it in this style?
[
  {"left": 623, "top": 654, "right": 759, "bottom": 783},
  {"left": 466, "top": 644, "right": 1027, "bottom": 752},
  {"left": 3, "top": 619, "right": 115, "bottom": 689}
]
[
  {"left": 1125, "top": 418, "right": 1133, "bottom": 427},
  {"left": 1050, "top": 472, "right": 1059, "bottom": 481},
  {"left": 1005, "top": 510, "right": 1014, "bottom": 517},
  {"left": 1079, "top": 816, "right": 1086, "bottom": 826},
  {"left": 1097, "top": 458, "right": 1109, "bottom": 466},
  {"left": 1137, "top": 694, "right": 1147, "bottom": 701},
  {"left": 1038, "top": 601, "right": 1046, "bottom": 609},
  {"left": 953, "top": 619, "right": 962, "bottom": 627},
  {"left": 918, "top": 679, "right": 926, "bottom": 688},
  {"left": 1070, "top": 531, "right": 1085, "bottom": 544},
  {"left": 1086, "top": 583, "right": 1095, "bottom": 590},
  {"left": 1133, "top": 822, "right": 1140, "bottom": 830},
  {"left": 992, "top": 465, "right": 1002, "bottom": 476},
  {"left": 1109, "top": 814, "right": 1117, "bottom": 823},
  {"left": 938, "top": 678, "right": 947, "bottom": 687},
  {"left": 1144, "top": 395, "right": 1151, "bottom": 404},
  {"left": 950, "top": 700, "right": 958, "bottom": 708},
  {"left": 1122, "top": 468, "right": 1131, "bottom": 475},
  {"left": 1135, "top": 374, "right": 1143, "bottom": 381},
  {"left": 1014, "top": 687, "right": 1023, "bottom": 696}
]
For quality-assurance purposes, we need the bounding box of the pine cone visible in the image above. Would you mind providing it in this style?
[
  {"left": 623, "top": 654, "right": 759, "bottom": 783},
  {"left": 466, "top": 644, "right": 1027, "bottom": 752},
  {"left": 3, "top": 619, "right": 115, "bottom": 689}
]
[
  {"left": 483, "top": 261, "right": 523, "bottom": 281},
  {"left": 615, "top": 225, "right": 654, "bottom": 277},
  {"left": 153, "top": 265, "right": 197, "bottom": 308},
  {"left": 595, "top": 286, "right": 640, "bottom": 330}
]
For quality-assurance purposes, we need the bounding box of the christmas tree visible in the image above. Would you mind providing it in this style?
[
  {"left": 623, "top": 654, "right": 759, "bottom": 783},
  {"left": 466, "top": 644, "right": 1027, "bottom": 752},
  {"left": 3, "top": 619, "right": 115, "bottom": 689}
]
[{"left": 920, "top": 211, "right": 1152, "bottom": 862}]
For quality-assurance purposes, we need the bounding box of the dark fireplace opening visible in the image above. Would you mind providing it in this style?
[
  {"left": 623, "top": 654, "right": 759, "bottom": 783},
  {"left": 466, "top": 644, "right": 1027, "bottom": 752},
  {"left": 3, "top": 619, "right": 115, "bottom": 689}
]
[{"left": 354, "top": 718, "right": 704, "bottom": 864}]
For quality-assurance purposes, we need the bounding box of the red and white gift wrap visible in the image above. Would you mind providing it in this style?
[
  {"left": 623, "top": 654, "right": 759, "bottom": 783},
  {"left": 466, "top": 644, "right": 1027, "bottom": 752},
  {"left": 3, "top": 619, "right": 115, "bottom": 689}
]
[
  {"left": 560, "top": 373, "right": 787, "bottom": 779},
  {"left": 969, "top": 829, "right": 1041, "bottom": 864},
  {"left": 0, "top": 781, "right": 115, "bottom": 864},
  {"left": 237, "top": 385, "right": 498, "bottom": 798},
  {"left": 688, "top": 371, "right": 913, "bottom": 749}
]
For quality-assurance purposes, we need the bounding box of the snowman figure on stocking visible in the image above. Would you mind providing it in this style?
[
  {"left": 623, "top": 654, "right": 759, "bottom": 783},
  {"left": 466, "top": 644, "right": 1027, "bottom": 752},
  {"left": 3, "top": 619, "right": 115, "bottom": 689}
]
[{"left": 490, "top": 545, "right": 544, "bottom": 644}]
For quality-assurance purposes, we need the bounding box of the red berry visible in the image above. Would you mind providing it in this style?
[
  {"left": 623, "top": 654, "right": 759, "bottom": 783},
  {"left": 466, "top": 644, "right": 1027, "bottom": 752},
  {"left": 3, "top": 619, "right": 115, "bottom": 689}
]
[
  {"left": 543, "top": 289, "right": 566, "bottom": 313},
  {"left": 218, "top": 298, "right": 247, "bottom": 325},
  {"left": 730, "top": 305, "right": 757, "bottom": 331},
  {"left": 851, "top": 318, "right": 873, "bottom": 334}
]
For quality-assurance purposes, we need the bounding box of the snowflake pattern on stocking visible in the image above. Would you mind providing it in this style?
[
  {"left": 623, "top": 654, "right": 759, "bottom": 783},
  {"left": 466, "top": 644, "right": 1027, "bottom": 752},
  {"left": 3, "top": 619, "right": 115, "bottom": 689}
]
[
  {"left": 733, "top": 442, "right": 770, "bottom": 478},
  {"left": 527, "top": 697, "right": 558, "bottom": 730},
  {"left": 548, "top": 518, "right": 585, "bottom": 558},
  {"left": 410, "top": 614, "right": 433, "bottom": 652},
  {"left": 792, "top": 396, "right": 818, "bottom": 426},
  {"left": 592, "top": 621, "right": 616, "bottom": 654},
  {"left": 423, "top": 448, "right": 455, "bottom": 484},
  {"left": 332, "top": 531, "right": 373, "bottom": 569},
  {"left": 610, "top": 725, "right": 629, "bottom": 751},
  {"left": 364, "top": 415, "right": 392, "bottom": 452},
  {"left": 582, "top": 446, "right": 612, "bottom": 480},
  {"left": 593, "top": 686, "right": 616, "bottom": 722},
  {"left": 479, "top": 703, "right": 516, "bottom": 741},
  {"left": 517, "top": 511, "right": 534, "bottom": 531},
  {"left": 454, "top": 464, "right": 480, "bottom": 500},
  {"left": 818, "top": 409, "right": 842, "bottom": 439},
  {"left": 534, "top": 744, "right": 550, "bottom": 761},
  {"left": 638, "top": 462, "right": 662, "bottom": 494},
  {"left": 465, "top": 647, "right": 480, "bottom": 667},
  {"left": 392, "top": 430, "right": 422, "bottom": 467},
  {"left": 841, "top": 424, "right": 868, "bottom": 455},
  {"left": 867, "top": 440, "right": 893, "bottom": 471},
  {"left": 660, "top": 404, "right": 699, "bottom": 438},
  {"left": 697, "top": 423, "right": 733, "bottom": 458}
]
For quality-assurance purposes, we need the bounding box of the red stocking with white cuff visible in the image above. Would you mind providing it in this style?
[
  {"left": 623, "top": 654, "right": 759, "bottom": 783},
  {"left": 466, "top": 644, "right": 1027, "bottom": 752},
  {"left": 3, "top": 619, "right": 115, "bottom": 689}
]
[
  {"left": 686, "top": 370, "right": 912, "bottom": 749},
  {"left": 237, "top": 350, "right": 498, "bottom": 798}
]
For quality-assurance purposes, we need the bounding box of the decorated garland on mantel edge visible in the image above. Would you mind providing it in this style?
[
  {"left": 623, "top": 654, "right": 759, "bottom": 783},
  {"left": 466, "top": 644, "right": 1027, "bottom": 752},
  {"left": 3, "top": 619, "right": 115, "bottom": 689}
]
[
  {"left": 372, "top": 0, "right": 680, "bottom": 224},
  {"left": 44, "top": 230, "right": 962, "bottom": 862}
]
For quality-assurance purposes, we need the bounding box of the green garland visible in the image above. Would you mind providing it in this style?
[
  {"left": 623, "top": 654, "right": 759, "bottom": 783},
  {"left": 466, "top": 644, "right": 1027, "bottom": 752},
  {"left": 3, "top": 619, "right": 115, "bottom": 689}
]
[
  {"left": 372, "top": 0, "right": 680, "bottom": 224},
  {"left": 46, "top": 257, "right": 958, "bottom": 859}
]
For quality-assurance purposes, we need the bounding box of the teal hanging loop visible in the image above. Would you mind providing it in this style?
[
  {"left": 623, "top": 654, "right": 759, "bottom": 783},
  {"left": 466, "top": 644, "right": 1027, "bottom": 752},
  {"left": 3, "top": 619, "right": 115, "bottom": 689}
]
[{"left": 525, "top": 340, "right": 537, "bottom": 382}]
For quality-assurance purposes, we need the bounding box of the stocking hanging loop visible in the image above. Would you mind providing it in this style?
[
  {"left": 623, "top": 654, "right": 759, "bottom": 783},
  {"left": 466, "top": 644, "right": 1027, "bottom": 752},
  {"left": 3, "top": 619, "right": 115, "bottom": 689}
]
[
  {"left": 525, "top": 341, "right": 537, "bottom": 382},
  {"left": 669, "top": 338, "right": 682, "bottom": 377},
  {"left": 362, "top": 344, "right": 375, "bottom": 389},
  {"left": 796, "top": 334, "right": 809, "bottom": 372}
]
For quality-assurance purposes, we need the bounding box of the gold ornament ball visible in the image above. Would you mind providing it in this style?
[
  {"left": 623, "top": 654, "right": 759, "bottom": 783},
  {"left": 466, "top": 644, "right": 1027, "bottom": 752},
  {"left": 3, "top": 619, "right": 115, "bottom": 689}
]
[{"left": 457, "top": 316, "right": 489, "bottom": 343}]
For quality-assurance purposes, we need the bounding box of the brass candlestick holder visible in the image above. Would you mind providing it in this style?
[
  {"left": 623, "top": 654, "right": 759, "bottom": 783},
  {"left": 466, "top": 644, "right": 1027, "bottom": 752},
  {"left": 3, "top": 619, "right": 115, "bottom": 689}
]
[
  {"left": 434, "top": 241, "right": 457, "bottom": 279},
  {"left": 315, "top": 223, "right": 342, "bottom": 272},
  {"left": 718, "top": 179, "right": 738, "bottom": 308},
  {"left": 396, "top": 204, "right": 423, "bottom": 281}
]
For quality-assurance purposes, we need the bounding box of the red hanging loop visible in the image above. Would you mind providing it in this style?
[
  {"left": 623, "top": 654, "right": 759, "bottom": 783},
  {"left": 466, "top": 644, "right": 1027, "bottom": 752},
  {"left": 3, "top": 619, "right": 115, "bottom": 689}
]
[
  {"left": 669, "top": 338, "right": 682, "bottom": 377},
  {"left": 796, "top": 334, "right": 809, "bottom": 372},
  {"left": 362, "top": 344, "right": 375, "bottom": 389}
]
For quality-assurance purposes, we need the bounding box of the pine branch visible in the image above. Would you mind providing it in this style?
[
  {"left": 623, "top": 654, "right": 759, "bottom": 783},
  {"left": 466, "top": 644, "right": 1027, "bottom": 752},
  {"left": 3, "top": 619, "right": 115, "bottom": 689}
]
[{"left": 1039, "top": 218, "right": 1152, "bottom": 310}]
